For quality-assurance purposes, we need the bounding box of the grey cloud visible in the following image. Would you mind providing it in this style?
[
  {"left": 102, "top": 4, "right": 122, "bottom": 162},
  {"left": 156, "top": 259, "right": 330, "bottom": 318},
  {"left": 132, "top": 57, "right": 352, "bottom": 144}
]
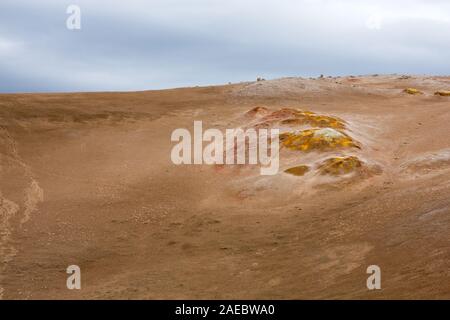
[{"left": 0, "top": 0, "right": 449, "bottom": 93}]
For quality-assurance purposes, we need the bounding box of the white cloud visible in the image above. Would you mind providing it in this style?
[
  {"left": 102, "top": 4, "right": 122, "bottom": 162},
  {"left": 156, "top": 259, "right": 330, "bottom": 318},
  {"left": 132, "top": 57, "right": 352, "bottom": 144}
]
[{"left": 0, "top": 37, "right": 22, "bottom": 56}]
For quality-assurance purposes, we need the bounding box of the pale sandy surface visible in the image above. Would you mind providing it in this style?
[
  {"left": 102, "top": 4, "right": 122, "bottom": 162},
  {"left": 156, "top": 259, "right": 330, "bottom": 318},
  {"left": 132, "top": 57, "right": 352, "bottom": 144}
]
[{"left": 0, "top": 75, "right": 449, "bottom": 299}]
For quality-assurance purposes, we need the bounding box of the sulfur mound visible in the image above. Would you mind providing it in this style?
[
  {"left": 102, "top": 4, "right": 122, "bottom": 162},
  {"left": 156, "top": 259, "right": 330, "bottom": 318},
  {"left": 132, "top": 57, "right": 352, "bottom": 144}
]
[
  {"left": 284, "top": 165, "right": 310, "bottom": 176},
  {"left": 403, "top": 88, "right": 423, "bottom": 95},
  {"left": 281, "top": 113, "right": 345, "bottom": 129},
  {"left": 318, "top": 156, "right": 363, "bottom": 175},
  {"left": 434, "top": 90, "right": 450, "bottom": 97},
  {"left": 251, "top": 108, "right": 346, "bottom": 129},
  {"left": 280, "top": 128, "right": 359, "bottom": 152}
]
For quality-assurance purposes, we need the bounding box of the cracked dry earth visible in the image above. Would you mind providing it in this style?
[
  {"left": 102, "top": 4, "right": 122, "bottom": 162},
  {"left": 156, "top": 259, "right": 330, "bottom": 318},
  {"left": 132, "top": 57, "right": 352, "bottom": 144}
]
[{"left": 0, "top": 75, "right": 449, "bottom": 299}]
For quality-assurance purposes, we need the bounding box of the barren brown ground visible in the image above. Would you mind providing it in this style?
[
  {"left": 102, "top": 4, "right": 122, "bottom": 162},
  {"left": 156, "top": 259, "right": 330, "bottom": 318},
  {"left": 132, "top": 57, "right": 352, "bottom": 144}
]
[{"left": 0, "top": 75, "right": 449, "bottom": 299}]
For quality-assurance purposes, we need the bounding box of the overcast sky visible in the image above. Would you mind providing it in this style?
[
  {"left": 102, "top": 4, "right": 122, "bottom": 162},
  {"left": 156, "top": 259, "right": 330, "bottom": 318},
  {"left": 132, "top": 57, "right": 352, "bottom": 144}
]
[{"left": 0, "top": 0, "right": 449, "bottom": 93}]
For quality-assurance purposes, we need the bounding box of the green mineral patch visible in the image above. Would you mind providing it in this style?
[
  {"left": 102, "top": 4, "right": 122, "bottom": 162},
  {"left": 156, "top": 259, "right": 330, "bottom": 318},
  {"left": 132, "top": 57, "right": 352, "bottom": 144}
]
[
  {"left": 434, "top": 90, "right": 450, "bottom": 97},
  {"left": 318, "top": 156, "right": 362, "bottom": 175},
  {"left": 284, "top": 165, "right": 310, "bottom": 176},
  {"left": 280, "top": 128, "right": 358, "bottom": 151},
  {"left": 403, "top": 88, "right": 423, "bottom": 95}
]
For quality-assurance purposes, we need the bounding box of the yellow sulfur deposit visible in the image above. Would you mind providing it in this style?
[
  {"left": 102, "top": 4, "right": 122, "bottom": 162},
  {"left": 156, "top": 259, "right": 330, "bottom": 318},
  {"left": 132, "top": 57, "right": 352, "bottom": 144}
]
[
  {"left": 318, "top": 156, "right": 362, "bottom": 175},
  {"left": 403, "top": 88, "right": 423, "bottom": 95},
  {"left": 281, "top": 113, "right": 345, "bottom": 129},
  {"left": 284, "top": 165, "right": 310, "bottom": 176},
  {"left": 280, "top": 128, "right": 358, "bottom": 151},
  {"left": 434, "top": 90, "right": 450, "bottom": 97}
]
